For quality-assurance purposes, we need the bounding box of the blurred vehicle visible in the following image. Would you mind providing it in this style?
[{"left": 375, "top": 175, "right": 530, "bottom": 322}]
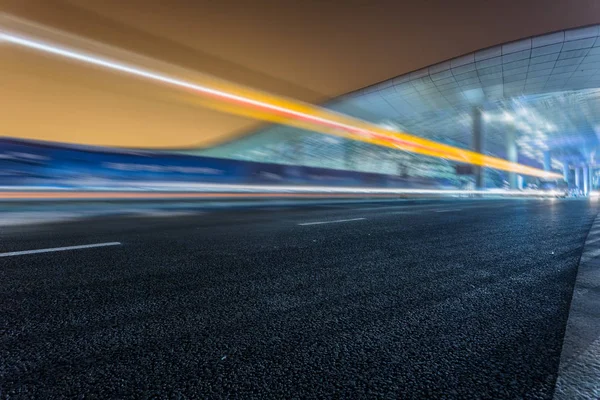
[{"left": 538, "top": 178, "right": 568, "bottom": 198}]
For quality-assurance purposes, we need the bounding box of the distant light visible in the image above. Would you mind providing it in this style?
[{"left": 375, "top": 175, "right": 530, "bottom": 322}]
[
  {"left": 323, "top": 136, "right": 341, "bottom": 144},
  {"left": 482, "top": 112, "right": 491, "bottom": 122},
  {"left": 379, "top": 122, "right": 397, "bottom": 131},
  {"left": 503, "top": 112, "right": 514, "bottom": 122},
  {"left": 516, "top": 122, "right": 532, "bottom": 133}
]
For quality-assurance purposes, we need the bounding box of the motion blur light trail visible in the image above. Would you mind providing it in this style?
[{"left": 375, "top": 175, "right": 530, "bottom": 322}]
[
  {"left": 0, "top": 186, "right": 566, "bottom": 200},
  {"left": 0, "top": 14, "right": 560, "bottom": 179}
]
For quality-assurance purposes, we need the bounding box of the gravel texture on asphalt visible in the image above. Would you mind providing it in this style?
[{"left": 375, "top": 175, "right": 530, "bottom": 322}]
[{"left": 0, "top": 199, "right": 597, "bottom": 399}]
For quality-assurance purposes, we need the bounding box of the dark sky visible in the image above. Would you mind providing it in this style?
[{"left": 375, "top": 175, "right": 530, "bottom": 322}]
[{"left": 1, "top": 0, "right": 599, "bottom": 148}]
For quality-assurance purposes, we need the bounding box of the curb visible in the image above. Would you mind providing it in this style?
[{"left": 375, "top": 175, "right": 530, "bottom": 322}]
[{"left": 554, "top": 213, "right": 600, "bottom": 399}]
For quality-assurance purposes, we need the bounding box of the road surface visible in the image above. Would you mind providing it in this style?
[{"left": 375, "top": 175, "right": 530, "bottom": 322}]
[{"left": 1, "top": 198, "right": 597, "bottom": 398}]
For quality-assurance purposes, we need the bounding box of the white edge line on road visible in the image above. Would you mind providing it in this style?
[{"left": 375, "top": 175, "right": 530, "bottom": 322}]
[
  {"left": 0, "top": 242, "right": 122, "bottom": 257},
  {"left": 298, "top": 218, "right": 366, "bottom": 226},
  {"left": 434, "top": 209, "right": 463, "bottom": 213}
]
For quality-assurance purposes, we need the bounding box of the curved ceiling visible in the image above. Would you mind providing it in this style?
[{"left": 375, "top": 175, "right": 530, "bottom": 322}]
[
  {"left": 1, "top": 0, "right": 600, "bottom": 148},
  {"left": 318, "top": 26, "right": 600, "bottom": 165}
]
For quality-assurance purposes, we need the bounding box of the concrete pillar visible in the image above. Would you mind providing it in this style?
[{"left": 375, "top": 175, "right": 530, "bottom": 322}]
[
  {"left": 518, "top": 175, "right": 524, "bottom": 190},
  {"left": 583, "top": 165, "right": 590, "bottom": 195},
  {"left": 397, "top": 160, "right": 408, "bottom": 177},
  {"left": 472, "top": 108, "right": 484, "bottom": 189},
  {"left": 506, "top": 128, "right": 518, "bottom": 189},
  {"left": 291, "top": 137, "right": 303, "bottom": 165},
  {"left": 543, "top": 151, "right": 552, "bottom": 171},
  {"left": 343, "top": 142, "right": 353, "bottom": 170},
  {"left": 563, "top": 163, "right": 570, "bottom": 186},
  {"left": 575, "top": 167, "right": 582, "bottom": 192}
]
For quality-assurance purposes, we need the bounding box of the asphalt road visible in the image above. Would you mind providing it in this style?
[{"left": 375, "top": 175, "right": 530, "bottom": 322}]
[{"left": 1, "top": 198, "right": 597, "bottom": 399}]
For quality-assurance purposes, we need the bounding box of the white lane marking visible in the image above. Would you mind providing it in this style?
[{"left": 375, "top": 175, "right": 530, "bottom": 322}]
[
  {"left": 0, "top": 242, "right": 122, "bottom": 257},
  {"left": 298, "top": 218, "right": 366, "bottom": 226},
  {"left": 434, "top": 209, "right": 463, "bottom": 213}
]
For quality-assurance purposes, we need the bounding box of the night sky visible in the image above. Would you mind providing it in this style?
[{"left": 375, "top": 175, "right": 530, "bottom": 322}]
[{"left": 1, "top": 0, "right": 599, "bottom": 149}]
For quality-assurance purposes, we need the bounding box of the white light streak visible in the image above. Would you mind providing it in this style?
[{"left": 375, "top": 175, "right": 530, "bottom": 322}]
[{"left": 0, "top": 32, "right": 377, "bottom": 142}]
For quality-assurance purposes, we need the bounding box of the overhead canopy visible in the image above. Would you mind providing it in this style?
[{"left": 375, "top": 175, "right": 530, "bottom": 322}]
[{"left": 205, "top": 24, "right": 600, "bottom": 174}]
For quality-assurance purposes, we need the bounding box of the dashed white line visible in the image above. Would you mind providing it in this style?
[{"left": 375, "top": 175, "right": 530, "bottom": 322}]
[
  {"left": 298, "top": 218, "right": 366, "bottom": 226},
  {"left": 0, "top": 242, "right": 122, "bottom": 257}
]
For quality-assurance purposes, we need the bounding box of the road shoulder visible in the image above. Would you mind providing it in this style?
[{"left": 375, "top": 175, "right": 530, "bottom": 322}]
[{"left": 554, "top": 212, "right": 600, "bottom": 399}]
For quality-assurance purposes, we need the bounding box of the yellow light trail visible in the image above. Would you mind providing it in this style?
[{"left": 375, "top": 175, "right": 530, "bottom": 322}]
[{"left": 0, "top": 14, "right": 561, "bottom": 179}]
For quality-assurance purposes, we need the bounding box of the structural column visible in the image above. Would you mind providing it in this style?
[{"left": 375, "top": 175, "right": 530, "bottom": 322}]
[
  {"left": 543, "top": 151, "right": 552, "bottom": 171},
  {"left": 506, "top": 128, "right": 518, "bottom": 189},
  {"left": 563, "top": 163, "right": 570, "bottom": 186},
  {"left": 575, "top": 167, "right": 581, "bottom": 193},
  {"left": 472, "top": 108, "right": 484, "bottom": 189},
  {"left": 343, "top": 141, "right": 353, "bottom": 170},
  {"left": 291, "top": 137, "right": 304, "bottom": 165},
  {"left": 583, "top": 165, "right": 590, "bottom": 195}
]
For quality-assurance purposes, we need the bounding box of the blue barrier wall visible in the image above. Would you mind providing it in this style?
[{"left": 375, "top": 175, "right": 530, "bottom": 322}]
[{"left": 0, "top": 138, "right": 445, "bottom": 189}]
